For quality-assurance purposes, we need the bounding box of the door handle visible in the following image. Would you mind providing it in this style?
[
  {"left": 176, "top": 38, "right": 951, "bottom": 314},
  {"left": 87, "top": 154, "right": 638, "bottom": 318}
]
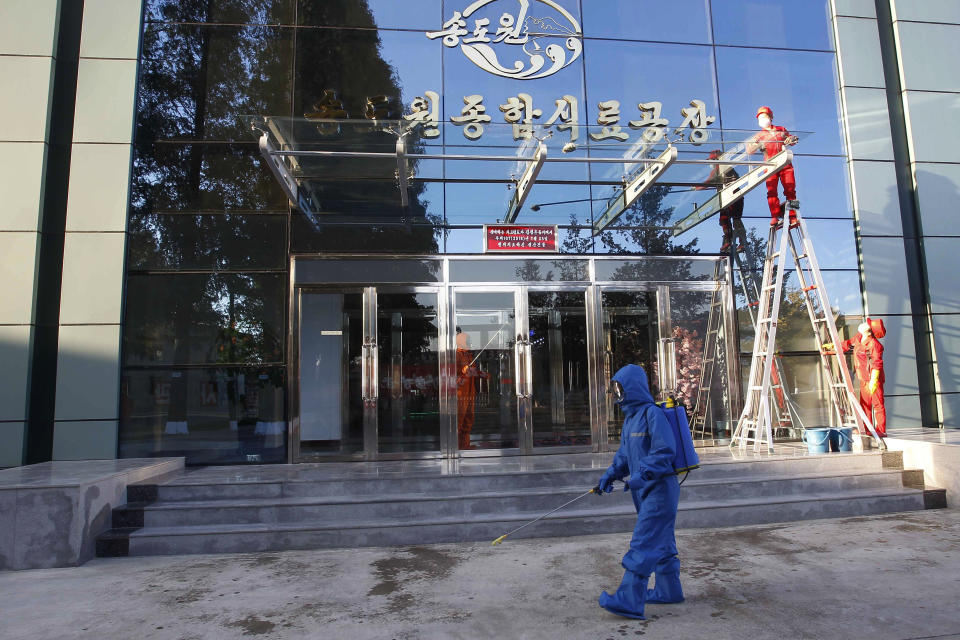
[
  {"left": 515, "top": 335, "right": 533, "bottom": 399},
  {"left": 361, "top": 335, "right": 378, "bottom": 406}
]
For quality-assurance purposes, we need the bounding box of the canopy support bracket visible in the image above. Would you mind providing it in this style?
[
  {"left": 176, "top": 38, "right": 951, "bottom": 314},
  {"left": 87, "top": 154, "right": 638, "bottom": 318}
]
[
  {"left": 503, "top": 141, "right": 547, "bottom": 223},
  {"left": 671, "top": 149, "right": 793, "bottom": 237},
  {"left": 593, "top": 145, "right": 678, "bottom": 236}
]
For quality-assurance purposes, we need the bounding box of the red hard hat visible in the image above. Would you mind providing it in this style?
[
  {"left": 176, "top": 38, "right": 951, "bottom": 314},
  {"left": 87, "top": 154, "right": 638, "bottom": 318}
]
[
  {"left": 868, "top": 317, "right": 886, "bottom": 339},
  {"left": 756, "top": 106, "right": 773, "bottom": 119},
  {"left": 708, "top": 149, "right": 722, "bottom": 160}
]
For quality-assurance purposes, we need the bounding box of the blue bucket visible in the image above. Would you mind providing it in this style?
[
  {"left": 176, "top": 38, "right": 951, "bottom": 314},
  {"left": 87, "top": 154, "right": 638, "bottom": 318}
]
[
  {"left": 831, "top": 427, "right": 854, "bottom": 452},
  {"left": 802, "top": 428, "right": 831, "bottom": 455}
]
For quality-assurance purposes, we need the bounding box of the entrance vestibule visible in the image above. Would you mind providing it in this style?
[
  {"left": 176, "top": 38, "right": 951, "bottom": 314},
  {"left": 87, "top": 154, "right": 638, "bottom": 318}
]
[{"left": 291, "top": 255, "right": 738, "bottom": 462}]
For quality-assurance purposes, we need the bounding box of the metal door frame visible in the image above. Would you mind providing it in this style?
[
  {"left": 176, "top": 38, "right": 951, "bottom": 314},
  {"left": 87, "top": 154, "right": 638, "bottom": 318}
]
[
  {"left": 290, "top": 255, "right": 738, "bottom": 462},
  {"left": 523, "top": 284, "right": 598, "bottom": 454},
  {"left": 291, "top": 284, "right": 445, "bottom": 462},
  {"left": 448, "top": 285, "right": 528, "bottom": 457},
  {"left": 593, "top": 280, "right": 728, "bottom": 452}
]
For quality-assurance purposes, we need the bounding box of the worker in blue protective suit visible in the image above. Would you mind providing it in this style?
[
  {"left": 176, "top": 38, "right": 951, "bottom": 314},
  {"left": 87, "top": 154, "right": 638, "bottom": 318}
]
[{"left": 596, "top": 364, "right": 683, "bottom": 620}]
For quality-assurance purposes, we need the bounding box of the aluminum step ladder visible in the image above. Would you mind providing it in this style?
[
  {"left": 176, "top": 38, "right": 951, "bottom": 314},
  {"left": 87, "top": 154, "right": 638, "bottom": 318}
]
[
  {"left": 730, "top": 225, "right": 802, "bottom": 439},
  {"left": 731, "top": 204, "right": 883, "bottom": 452},
  {"left": 692, "top": 219, "right": 801, "bottom": 440},
  {"left": 691, "top": 264, "right": 725, "bottom": 439}
]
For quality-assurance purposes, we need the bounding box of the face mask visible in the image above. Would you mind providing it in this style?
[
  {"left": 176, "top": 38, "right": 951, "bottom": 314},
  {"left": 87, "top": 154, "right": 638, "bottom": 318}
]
[
  {"left": 608, "top": 380, "right": 625, "bottom": 404},
  {"left": 758, "top": 115, "right": 772, "bottom": 128}
]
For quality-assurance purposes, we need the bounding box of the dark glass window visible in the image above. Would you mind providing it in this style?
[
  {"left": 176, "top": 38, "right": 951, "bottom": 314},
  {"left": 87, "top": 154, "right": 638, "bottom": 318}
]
[
  {"left": 290, "top": 214, "right": 442, "bottom": 254},
  {"left": 123, "top": 273, "right": 286, "bottom": 366},
  {"left": 446, "top": 182, "right": 592, "bottom": 226},
  {"left": 737, "top": 269, "right": 863, "bottom": 351},
  {"left": 582, "top": 0, "right": 711, "bottom": 44},
  {"left": 293, "top": 28, "right": 441, "bottom": 123},
  {"left": 128, "top": 214, "right": 288, "bottom": 271},
  {"left": 119, "top": 367, "right": 287, "bottom": 465},
  {"left": 144, "top": 0, "right": 296, "bottom": 25},
  {"left": 715, "top": 47, "right": 843, "bottom": 156},
  {"left": 131, "top": 143, "right": 288, "bottom": 212},
  {"left": 297, "top": 0, "right": 442, "bottom": 29},
  {"left": 138, "top": 24, "right": 294, "bottom": 141},
  {"left": 712, "top": 0, "right": 833, "bottom": 50}
]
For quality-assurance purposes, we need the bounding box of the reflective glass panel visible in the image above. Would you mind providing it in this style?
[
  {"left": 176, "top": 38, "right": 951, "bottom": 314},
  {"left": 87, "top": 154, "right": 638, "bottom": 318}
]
[
  {"left": 446, "top": 182, "right": 591, "bottom": 226},
  {"left": 736, "top": 269, "right": 864, "bottom": 353},
  {"left": 454, "top": 291, "right": 519, "bottom": 450},
  {"left": 299, "top": 292, "right": 364, "bottom": 455},
  {"left": 594, "top": 258, "right": 720, "bottom": 281},
  {"left": 583, "top": 41, "right": 719, "bottom": 185},
  {"left": 139, "top": 25, "right": 294, "bottom": 141},
  {"left": 131, "top": 143, "right": 288, "bottom": 212},
  {"left": 297, "top": 0, "right": 442, "bottom": 29},
  {"left": 377, "top": 292, "right": 442, "bottom": 453},
  {"left": 128, "top": 214, "right": 288, "bottom": 271},
  {"left": 668, "top": 290, "right": 732, "bottom": 438},
  {"left": 715, "top": 47, "right": 844, "bottom": 156},
  {"left": 528, "top": 291, "right": 591, "bottom": 447},
  {"left": 581, "top": 0, "right": 711, "bottom": 43},
  {"left": 711, "top": 0, "right": 833, "bottom": 50},
  {"left": 124, "top": 274, "right": 286, "bottom": 366},
  {"left": 734, "top": 218, "right": 859, "bottom": 269},
  {"left": 296, "top": 259, "right": 443, "bottom": 284},
  {"left": 293, "top": 29, "right": 441, "bottom": 125},
  {"left": 449, "top": 259, "right": 588, "bottom": 282},
  {"left": 119, "top": 367, "right": 286, "bottom": 465},
  {"left": 144, "top": 0, "right": 296, "bottom": 24},
  {"left": 290, "top": 216, "right": 443, "bottom": 254},
  {"left": 601, "top": 290, "right": 658, "bottom": 444}
]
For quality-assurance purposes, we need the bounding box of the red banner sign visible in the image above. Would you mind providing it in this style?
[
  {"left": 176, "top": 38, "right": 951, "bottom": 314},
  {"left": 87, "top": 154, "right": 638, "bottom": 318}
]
[{"left": 484, "top": 224, "right": 559, "bottom": 253}]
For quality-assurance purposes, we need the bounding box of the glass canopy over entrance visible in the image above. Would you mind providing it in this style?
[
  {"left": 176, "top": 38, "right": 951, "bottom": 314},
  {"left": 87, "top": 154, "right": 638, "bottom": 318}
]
[
  {"left": 244, "top": 116, "right": 810, "bottom": 239},
  {"left": 292, "top": 255, "right": 737, "bottom": 462}
]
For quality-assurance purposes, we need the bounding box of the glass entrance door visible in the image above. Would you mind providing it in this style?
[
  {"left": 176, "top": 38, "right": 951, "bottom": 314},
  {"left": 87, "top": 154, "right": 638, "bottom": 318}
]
[
  {"left": 297, "top": 287, "right": 442, "bottom": 460},
  {"left": 527, "top": 290, "right": 592, "bottom": 448},
  {"left": 451, "top": 289, "right": 522, "bottom": 452},
  {"left": 298, "top": 290, "right": 366, "bottom": 457},
  {"left": 600, "top": 289, "right": 660, "bottom": 445},
  {"left": 376, "top": 290, "right": 442, "bottom": 454}
]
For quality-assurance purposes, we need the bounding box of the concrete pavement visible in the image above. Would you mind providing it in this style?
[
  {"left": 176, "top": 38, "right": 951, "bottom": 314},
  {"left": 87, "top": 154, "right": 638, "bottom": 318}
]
[{"left": 2, "top": 509, "right": 959, "bottom": 640}]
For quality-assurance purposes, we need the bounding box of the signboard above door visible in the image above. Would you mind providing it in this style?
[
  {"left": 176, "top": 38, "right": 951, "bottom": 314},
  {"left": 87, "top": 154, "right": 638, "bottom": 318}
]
[{"left": 484, "top": 224, "right": 559, "bottom": 253}]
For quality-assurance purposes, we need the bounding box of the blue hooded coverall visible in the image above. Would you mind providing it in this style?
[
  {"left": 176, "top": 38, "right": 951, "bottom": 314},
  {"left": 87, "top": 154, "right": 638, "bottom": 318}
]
[{"left": 597, "top": 364, "right": 683, "bottom": 620}]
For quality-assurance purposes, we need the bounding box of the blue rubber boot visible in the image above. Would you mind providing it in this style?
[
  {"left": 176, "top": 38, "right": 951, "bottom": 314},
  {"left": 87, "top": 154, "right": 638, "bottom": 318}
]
[
  {"left": 647, "top": 556, "right": 684, "bottom": 604},
  {"left": 598, "top": 570, "right": 649, "bottom": 620}
]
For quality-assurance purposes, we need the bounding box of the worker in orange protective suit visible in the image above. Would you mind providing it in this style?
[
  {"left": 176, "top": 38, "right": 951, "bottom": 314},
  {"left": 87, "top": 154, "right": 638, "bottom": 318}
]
[
  {"left": 456, "top": 329, "right": 487, "bottom": 450},
  {"left": 823, "top": 319, "right": 887, "bottom": 438},
  {"left": 698, "top": 149, "right": 745, "bottom": 252},
  {"left": 746, "top": 106, "right": 799, "bottom": 226}
]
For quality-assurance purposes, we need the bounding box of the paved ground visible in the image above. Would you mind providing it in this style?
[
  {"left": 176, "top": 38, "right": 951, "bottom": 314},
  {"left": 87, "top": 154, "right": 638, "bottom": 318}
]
[{"left": 2, "top": 510, "right": 959, "bottom": 640}]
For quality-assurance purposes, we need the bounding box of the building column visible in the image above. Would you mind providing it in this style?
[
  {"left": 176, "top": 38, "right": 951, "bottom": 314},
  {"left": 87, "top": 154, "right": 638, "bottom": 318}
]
[
  {"left": 887, "top": 0, "right": 960, "bottom": 427},
  {"left": 52, "top": 0, "right": 143, "bottom": 459},
  {"left": 0, "top": 0, "right": 71, "bottom": 467},
  {"left": 831, "top": 0, "right": 927, "bottom": 427}
]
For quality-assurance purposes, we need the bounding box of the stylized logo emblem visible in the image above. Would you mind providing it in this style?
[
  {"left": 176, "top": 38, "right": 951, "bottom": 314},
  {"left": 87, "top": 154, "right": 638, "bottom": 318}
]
[{"left": 427, "top": 0, "right": 583, "bottom": 80}]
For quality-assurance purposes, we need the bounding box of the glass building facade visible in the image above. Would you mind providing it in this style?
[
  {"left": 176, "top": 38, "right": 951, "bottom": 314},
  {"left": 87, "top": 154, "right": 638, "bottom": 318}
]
[
  {"left": 115, "top": 0, "right": 861, "bottom": 464},
  {"left": 8, "top": 0, "right": 956, "bottom": 470}
]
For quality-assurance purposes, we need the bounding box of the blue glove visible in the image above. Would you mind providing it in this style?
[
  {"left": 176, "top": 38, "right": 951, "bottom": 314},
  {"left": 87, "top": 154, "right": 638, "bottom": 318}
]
[{"left": 598, "top": 468, "right": 618, "bottom": 493}]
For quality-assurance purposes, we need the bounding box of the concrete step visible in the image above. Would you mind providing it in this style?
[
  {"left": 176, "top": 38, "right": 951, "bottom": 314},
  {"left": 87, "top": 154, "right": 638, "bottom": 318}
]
[
  {"left": 101, "top": 486, "right": 929, "bottom": 558},
  {"left": 115, "top": 469, "right": 907, "bottom": 529},
  {"left": 144, "top": 452, "right": 887, "bottom": 503},
  {"left": 97, "top": 452, "right": 942, "bottom": 559}
]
